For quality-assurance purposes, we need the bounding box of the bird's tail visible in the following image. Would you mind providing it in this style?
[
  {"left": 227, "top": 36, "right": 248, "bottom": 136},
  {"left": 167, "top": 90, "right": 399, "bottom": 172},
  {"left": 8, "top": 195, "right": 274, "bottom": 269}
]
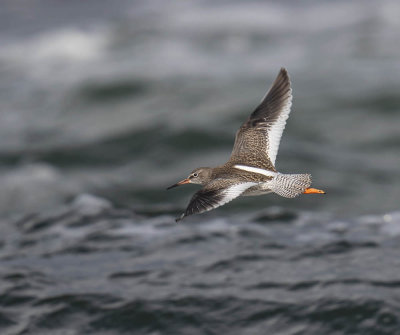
[{"left": 270, "top": 173, "right": 312, "bottom": 198}]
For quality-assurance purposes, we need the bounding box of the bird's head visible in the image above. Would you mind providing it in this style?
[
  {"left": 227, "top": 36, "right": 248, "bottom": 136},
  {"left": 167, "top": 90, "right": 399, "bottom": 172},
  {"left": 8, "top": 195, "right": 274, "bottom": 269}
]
[{"left": 167, "top": 167, "right": 212, "bottom": 189}]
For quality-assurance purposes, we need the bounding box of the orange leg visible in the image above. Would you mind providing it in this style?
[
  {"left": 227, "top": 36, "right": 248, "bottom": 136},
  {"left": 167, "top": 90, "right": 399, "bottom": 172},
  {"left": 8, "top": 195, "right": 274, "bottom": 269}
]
[{"left": 303, "top": 188, "right": 326, "bottom": 194}]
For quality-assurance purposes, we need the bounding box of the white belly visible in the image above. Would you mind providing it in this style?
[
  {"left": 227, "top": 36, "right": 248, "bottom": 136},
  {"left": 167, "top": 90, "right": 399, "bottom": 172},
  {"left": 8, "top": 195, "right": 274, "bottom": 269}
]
[{"left": 242, "top": 183, "right": 273, "bottom": 197}]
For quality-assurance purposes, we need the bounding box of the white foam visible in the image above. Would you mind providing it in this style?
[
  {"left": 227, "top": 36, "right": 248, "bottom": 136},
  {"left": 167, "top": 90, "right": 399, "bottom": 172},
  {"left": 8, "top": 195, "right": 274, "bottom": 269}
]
[
  {"left": 1, "top": 28, "right": 108, "bottom": 63},
  {"left": 72, "top": 194, "right": 112, "bottom": 216}
]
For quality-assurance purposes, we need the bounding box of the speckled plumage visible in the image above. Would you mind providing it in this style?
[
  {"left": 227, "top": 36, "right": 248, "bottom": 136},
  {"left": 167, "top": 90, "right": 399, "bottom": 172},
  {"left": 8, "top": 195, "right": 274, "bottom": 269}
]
[{"left": 169, "top": 68, "right": 320, "bottom": 222}]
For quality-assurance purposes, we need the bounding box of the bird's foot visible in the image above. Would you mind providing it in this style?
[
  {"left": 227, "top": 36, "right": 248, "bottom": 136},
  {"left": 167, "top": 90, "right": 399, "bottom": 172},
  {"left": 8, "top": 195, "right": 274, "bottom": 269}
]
[{"left": 303, "top": 188, "right": 326, "bottom": 194}]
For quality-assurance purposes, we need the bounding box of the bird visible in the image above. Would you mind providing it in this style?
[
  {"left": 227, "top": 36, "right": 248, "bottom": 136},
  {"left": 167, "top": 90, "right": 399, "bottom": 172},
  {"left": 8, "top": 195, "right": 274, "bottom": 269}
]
[{"left": 167, "top": 68, "right": 325, "bottom": 222}]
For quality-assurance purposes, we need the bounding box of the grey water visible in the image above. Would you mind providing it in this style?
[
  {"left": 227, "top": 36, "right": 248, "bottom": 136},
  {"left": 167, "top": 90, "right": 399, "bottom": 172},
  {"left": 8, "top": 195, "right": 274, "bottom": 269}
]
[{"left": 1, "top": 0, "right": 400, "bottom": 334}]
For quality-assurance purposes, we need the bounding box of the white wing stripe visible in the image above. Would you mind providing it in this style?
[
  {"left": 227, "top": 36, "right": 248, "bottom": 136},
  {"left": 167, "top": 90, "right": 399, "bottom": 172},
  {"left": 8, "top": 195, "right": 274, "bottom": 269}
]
[
  {"left": 266, "top": 87, "right": 292, "bottom": 166},
  {"left": 219, "top": 182, "right": 258, "bottom": 206},
  {"left": 233, "top": 165, "right": 277, "bottom": 177}
]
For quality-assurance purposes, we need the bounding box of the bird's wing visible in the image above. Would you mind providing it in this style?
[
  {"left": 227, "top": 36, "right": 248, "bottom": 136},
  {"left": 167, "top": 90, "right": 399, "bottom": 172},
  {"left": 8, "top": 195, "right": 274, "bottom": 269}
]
[
  {"left": 176, "top": 181, "right": 257, "bottom": 222},
  {"left": 230, "top": 68, "right": 292, "bottom": 169}
]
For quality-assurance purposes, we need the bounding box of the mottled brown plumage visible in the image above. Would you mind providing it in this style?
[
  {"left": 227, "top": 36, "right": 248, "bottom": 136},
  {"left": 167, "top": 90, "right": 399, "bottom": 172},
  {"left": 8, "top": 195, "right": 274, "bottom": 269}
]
[
  {"left": 230, "top": 68, "right": 292, "bottom": 170},
  {"left": 168, "top": 68, "right": 325, "bottom": 222}
]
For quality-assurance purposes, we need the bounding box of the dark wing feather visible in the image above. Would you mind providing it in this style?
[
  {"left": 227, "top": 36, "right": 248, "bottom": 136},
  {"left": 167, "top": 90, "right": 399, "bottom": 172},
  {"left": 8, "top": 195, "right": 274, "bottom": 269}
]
[
  {"left": 230, "top": 68, "right": 292, "bottom": 169},
  {"left": 176, "top": 181, "right": 257, "bottom": 222}
]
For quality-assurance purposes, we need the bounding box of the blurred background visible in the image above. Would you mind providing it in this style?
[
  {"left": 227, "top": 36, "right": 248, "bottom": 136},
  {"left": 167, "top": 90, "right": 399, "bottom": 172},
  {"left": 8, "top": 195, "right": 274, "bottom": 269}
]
[
  {"left": 1, "top": 0, "right": 400, "bottom": 334},
  {"left": 1, "top": 0, "right": 399, "bottom": 217}
]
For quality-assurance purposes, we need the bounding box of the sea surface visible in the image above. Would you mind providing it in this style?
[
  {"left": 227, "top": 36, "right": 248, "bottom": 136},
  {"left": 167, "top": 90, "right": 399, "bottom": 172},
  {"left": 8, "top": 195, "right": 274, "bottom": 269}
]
[{"left": 0, "top": 0, "right": 400, "bottom": 334}]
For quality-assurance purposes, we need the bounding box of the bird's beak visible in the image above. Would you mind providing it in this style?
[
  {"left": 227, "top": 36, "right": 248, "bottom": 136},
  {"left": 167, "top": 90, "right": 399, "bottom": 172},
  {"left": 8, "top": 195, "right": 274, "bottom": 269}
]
[{"left": 167, "top": 178, "right": 191, "bottom": 190}]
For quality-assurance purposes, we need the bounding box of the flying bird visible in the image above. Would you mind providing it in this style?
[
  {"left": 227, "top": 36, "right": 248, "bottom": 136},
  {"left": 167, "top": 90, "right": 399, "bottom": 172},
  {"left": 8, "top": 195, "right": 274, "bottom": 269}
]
[{"left": 168, "top": 68, "right": 325, "bottom": 222}]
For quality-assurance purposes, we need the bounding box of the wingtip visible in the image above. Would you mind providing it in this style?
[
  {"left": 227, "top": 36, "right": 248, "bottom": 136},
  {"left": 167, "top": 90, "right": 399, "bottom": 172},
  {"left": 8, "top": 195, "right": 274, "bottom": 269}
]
[
  {"left": 278, "top": 67, "right": 290, "bottom": 80},
  {"left": 175, "top": 213, "right": 185, "bottom": 223}
]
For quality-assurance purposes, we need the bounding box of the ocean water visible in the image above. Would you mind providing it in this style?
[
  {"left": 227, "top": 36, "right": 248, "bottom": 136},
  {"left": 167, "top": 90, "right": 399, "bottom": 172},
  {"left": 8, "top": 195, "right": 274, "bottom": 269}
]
[{"left": 1, "top": 0, "right": 400, "bottom": 334}]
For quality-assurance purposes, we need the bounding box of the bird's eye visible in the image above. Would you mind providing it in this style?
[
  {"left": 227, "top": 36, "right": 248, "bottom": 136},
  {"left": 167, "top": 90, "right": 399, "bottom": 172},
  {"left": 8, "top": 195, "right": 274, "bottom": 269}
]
[{"left": 193, "top": 173, "right": 198, "bottom": 177}]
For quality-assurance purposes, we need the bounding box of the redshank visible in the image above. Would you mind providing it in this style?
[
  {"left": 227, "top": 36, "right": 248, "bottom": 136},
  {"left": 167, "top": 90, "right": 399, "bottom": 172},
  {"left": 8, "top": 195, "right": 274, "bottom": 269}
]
[{"left": 168, "top": 68, "right": 325, "bottom": 222}]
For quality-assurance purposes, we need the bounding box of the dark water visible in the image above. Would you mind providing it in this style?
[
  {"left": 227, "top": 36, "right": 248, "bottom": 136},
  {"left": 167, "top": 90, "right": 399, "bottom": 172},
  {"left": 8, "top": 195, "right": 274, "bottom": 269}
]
[
  {"left": 2, "top": 196, "right": 400, "bottom": 334},
  {"left": 1, "top": 0, "right": 400, "bottom": 334}
]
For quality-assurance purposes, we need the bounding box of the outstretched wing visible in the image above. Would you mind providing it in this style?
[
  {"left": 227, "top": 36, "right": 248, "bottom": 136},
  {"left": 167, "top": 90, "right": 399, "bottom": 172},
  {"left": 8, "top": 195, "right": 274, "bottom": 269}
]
[
  {"left": 230, "top": 68, "right": 292, "bottom": 169},
  {"left": 176, "top": 181, "right": 257, "bottom": 222}
]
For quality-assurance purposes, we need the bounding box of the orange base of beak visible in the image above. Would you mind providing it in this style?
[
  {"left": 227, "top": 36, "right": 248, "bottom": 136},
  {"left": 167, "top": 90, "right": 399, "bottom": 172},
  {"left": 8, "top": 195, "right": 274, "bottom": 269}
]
[
  {"left": 167, "top": 178, "right": 191, "bottom": 190},
  {"left": 303, "top": 188, "right": 326, "bottom": 194}
]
